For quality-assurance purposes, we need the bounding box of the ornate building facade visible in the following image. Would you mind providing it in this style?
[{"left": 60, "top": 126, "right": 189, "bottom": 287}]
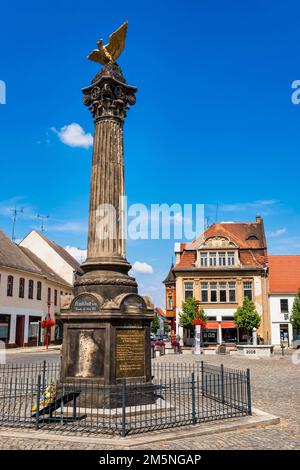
[{"left": 163, "top": 216, "right": 270, "bottom": 345}]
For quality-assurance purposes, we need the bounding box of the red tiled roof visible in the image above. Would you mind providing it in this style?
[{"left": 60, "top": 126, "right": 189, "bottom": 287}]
[
  {"left": 174, "top": 219, "right": 268, "bottom": 270},
  {"left": 176, "top": 250, "right": 197, "bottom": 268},
  {"left": 269, "top": 255, "right": 300, "bottom": 294},
  {"left": 239, "top": 250, "right": 268, "bottom": 268},
  {"left": 188, "top": 221, "right": 266, "bottom": 250}
]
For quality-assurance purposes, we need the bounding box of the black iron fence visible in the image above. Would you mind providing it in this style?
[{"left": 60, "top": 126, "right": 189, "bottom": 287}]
[{"left": 0, "top": 361, "right": 251, "bottom": 436}]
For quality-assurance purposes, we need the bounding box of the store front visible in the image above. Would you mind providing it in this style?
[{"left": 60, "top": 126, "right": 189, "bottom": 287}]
[
  {"left": 0, "top": 315, "right": 10, "bottom": 344},
  {"left": 203, "top": 320, "right": 238, "bottom": 345}
]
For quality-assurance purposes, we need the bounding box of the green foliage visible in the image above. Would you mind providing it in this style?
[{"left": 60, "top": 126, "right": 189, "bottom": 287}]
[
  {"left": 291, "top": 289, "right": 300, "bottom": 330},
  {"left": 151, "top": 314, "right": 160, "bottom": 334},
  {"left": 179, "top": 297, "right": 207, "bottom": 331},
  {"left": 234, "top": 297, "right": 261, "bottom": 332}
]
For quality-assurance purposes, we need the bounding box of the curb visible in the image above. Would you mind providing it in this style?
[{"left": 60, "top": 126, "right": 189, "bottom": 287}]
[{"left": 0, "top": 408, "right": 280, "bottom": 449}]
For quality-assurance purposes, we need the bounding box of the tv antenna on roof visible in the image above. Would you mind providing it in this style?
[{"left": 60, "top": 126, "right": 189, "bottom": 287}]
[
  {"left": 37, "top": 214, "right": 49, "bottom": 233},
  {"left": 205, "top": 216, "right": 211, "bottom": 229},
  {"left": 10, "top": 206, "right": 24, "bottom": 241},
  {"left": 215, "top": 202, "right": 219, "bottom": 224}
]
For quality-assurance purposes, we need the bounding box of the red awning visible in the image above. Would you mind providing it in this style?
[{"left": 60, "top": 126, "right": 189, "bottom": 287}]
[
  {"left": 206, "top": 321, "right": 219, "bottom": 329},
  {"left": 221, "top": 321, "right": 236, "bottom": 329},
  {"left": 205, "top": 321, "right": 236, "bottom": 329}
]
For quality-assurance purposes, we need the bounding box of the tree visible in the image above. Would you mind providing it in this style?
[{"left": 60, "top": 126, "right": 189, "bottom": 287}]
[
  {"left": 291, "top": 289, "right": 300, "bottom": 332},
  {"left": 234, "top": 297, "right": 261, "bottom": 343},
  {"left": 179, "top": 297, "right": 207, "bottom": 331},
  {"left": 151, "top": 314, "right": 160, "bottom": 334}
]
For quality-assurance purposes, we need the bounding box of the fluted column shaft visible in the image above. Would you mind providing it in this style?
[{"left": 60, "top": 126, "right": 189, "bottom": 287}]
[{"left": 87, "top": 118, "right": 125, "bottom": 261}]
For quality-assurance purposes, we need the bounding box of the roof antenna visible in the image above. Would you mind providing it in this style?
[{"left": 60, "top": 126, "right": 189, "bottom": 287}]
[
  {"left": 215, "top": 202, "right": 219, "bottom": 224},
  {"left": 10, "top": 206, "right": 24, "bottom": 241},
  {"left": 37, "top": 214, "right": 50, "bottom": 233},
  {"left": 205, "top": 216, "right": 211, "bottom": 229}
]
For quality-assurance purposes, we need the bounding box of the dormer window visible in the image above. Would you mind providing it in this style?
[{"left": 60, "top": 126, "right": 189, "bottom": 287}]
[
  {"left": 209, "top": 252, "right": 217, "bottom": 267},
  {"left": 200, "top": 252, "right": 208, "bottom": 266},
  {"left": 247, "top": 235, "right": 259, "bottom": 240},
  {"left": 228, "top": 252, "right": 235, "bottom": 266},
  {"left": 219, "top": 252, "right": 226, "bottom": 266}
]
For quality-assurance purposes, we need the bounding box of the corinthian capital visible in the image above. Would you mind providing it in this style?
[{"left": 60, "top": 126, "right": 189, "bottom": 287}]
[{"left": 82, "top": 64, "right": 137, "bottom": 122}]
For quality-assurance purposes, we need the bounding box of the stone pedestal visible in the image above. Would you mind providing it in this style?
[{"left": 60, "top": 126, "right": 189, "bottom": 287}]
[{"left": 60, "top": 63, "right": 154, "bottom": 399}]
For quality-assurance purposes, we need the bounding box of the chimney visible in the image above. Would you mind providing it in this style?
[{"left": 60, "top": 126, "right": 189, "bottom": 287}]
[{"left": 256, "top": 215, "right": 262, "bottom": 223}]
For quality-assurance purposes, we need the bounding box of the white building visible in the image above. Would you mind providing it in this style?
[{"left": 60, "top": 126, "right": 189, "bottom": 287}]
[
  {"left": 0, "top": 229, "right": 80, "bottom": 347},
  {"left": 269, "top": 255, "right": 300, "bottom": 347}
]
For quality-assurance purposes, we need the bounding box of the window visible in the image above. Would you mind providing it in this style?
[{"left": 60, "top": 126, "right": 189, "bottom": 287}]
[
  {"left": 184, "top": 282, "right": 194, "bottom": 299},
  {"left": 210, "top": 282, "right": 217, "bottom": 302},
  {"left": 219, "top": 252, "right": 226, "bottom": 266},
  {"left": 54, "top": 289, "right": 58, "bottom": 306},
  {"left": 219, "top": 282, "right": 227, "bottom": 302},
  {"left": 201, "top": 282, "right": 208, "bottom": 302},
  {"left": 28, "top": 316, "right": 41, "bottom": 342},
  {"left": 167, "top": 295, "right": 173, "bottom": 310},
  {"left": 228, "top": 252, "right": 235, "bottom": 266},
  {"left": 28, "top": 280, "right": 34, "bottom": 299},
  {"left": 280, "top": 299, "right": 289, "bottom": 314},
  {"left": 19, "top": 278, "right": 25, "bottom": 298},
  {"left": 37, "top": 281, "right": 42, "bottom": 300},
  {"left": 243, "top": 281, "right": 253, "bottom": 301},
  {"left": 7, "top": 275, "right": 13, "bottom": 297},
  {"left": 228, "top": 282, "right": 236, "bottom": 302},
  {"left": 47, "top": 287, "right": 51, "bottom": 304},
  {"left": 222, "top": 316, "right": 234, "bottom": 321},
  {"left": 209, "top": 252, "right": 217, "bottom": 267},
  {"left": 184, "top": 282, "right": 194, "bottom": 300},
  {"left": 0, "top": 314, "right": 10, "bottom": 342},
  {"left": 200, "top": 252, "right": 208, "bottom": 267}
]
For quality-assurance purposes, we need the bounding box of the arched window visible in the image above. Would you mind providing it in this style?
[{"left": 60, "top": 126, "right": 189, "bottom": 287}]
[
  {"left": 28, "top": 280, "right": 34, "bottom": 299},
  {"left": 7, "top": 275, "right": 14, "bottom": 297},
  {"left": 19, "top": 278, "right": 25, "bottom": 298},
  {"left": 247, "top": 235, "right": 259, "bottom": 240},
  {"left": 37, "top": 281, "right": 42, "bottom": 300}
]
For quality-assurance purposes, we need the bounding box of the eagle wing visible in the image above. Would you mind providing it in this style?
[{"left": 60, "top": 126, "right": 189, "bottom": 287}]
[
  {"left": 87, "top": 48, "right": 108, "bottom": 65},
  {"left": 105, "top": 21, "right": 128, "bottom": 61}
]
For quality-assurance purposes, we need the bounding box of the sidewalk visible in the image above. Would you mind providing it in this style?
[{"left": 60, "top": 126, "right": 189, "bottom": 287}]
[{"left": 4, "top": 345, "right": 61, "bottom": 355}]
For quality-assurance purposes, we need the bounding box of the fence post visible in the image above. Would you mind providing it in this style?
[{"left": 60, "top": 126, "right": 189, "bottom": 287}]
[
  {"left": 121, "top": 379, "right": 126, "bottom": 437},
  {"left": 191, "top": 372, "right": 196, "bottom": 424},
  {"left": 42, "top": 360, "right": 46, "bottom": 392},
  {"left": 246, "top": 368, "right": 252, "bottom": 415},
  {"left": 35, "top": 374, "right": 41, "bottom": 430},
  {"left": 201, "top": 361, "right": 204, "bottom": 396},
  {"left": 221, "top": 364, "right": 225, "bottom": 404}
]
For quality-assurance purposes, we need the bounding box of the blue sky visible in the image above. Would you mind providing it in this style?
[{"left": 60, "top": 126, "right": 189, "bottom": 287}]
[{"left": 0, "top": 0, "right": 300, "bottom": 307}]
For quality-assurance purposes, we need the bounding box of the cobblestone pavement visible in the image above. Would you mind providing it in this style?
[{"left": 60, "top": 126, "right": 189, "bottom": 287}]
[{"left": 0, "top": 351, "right": 299, "bottom": 450}]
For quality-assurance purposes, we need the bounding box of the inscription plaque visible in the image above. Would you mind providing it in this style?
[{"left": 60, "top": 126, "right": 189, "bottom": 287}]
[
  {"left": 72, "top": 295, "right": 99, "bottom": 312},
  {"left": 116, "top": 328, "right": 145, "bottom": 378}
]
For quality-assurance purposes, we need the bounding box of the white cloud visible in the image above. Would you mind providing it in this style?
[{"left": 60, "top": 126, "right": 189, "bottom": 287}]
[
  {"left": 132, "top": 261, "right": 153, "bottom": 274},
  {"left": 217, "top": 199, "right": 278, "bottom": 213},
  {"left": 269, "top": 228, "right": 287, "bottom": 238},
  {"left": 65, "top": 246, "right": 87, "bottom": 262},
  {"left": 51, "top": 123, "right": 93, "bottom": 149},
  {"left": 47, "top": 220, "right": 87, "bottom": 234}
]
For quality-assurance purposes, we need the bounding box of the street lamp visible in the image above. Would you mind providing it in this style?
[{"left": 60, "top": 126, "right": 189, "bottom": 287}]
[{"left": 192, "top": 301, "right": 207, "bottom": 355}]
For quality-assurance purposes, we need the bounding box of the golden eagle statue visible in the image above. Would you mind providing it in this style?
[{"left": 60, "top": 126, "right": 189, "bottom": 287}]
[{"left": 87, "top": 21, "right": 128, "bottom": 65}]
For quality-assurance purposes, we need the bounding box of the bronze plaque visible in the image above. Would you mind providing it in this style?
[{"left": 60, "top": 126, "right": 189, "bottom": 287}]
[
  {"left": 72, "top": 295, "right": 99, "bottom": 312},
  {"left": 116, "top": 328, "right": 145, "bottom": 378}
]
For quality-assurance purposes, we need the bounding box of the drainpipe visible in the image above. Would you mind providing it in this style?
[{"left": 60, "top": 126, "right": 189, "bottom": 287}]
[{"left": 263, "top": 266, "right": 270, "bottom": 344}]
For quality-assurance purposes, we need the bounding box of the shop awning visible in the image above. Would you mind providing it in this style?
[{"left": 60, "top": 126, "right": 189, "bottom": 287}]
[{"left": 205, "top": 321, "right": 236, "bottom": 329}]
